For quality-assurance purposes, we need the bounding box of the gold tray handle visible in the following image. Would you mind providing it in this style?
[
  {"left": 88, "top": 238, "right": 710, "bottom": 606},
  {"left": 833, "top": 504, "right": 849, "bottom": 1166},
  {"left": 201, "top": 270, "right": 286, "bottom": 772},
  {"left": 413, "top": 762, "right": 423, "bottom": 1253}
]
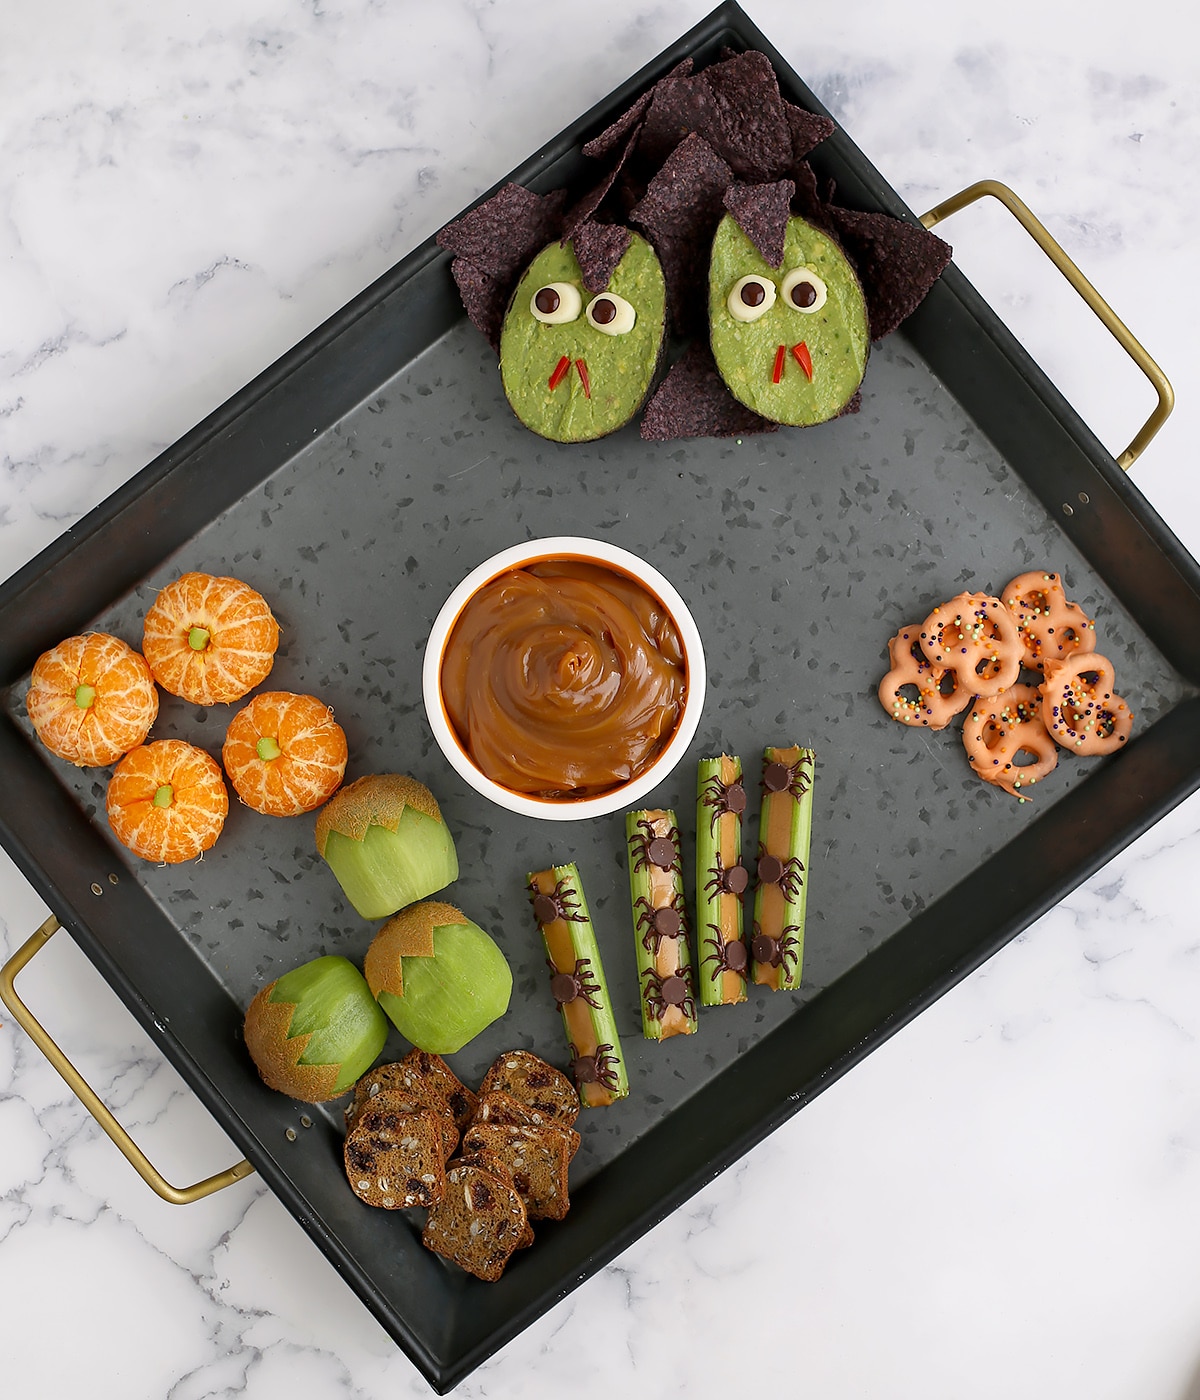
[
  {"left": 1, "top": 914, "right": 256, "bottom": 1205},
  {"left": 919, "top": 179, "right": 1174, "bottom": 470}
]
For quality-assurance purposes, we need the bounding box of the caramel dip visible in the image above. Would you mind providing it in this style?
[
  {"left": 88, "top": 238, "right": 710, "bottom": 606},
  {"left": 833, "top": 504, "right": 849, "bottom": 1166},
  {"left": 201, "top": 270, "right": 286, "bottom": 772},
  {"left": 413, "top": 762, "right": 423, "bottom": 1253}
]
[{"left": 439, "top": 558, "right": 687, "bottom": 799}]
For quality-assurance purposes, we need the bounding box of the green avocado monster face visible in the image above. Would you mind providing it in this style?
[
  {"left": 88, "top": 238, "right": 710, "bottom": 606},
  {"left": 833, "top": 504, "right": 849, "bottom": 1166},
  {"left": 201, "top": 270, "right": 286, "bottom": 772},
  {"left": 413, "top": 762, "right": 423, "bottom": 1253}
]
[
  {"left": 500, "top": 231, "right": 666, "bottom": 443},
  {"left": 709, "top": 213, "right": 869, "bottom": 427}
]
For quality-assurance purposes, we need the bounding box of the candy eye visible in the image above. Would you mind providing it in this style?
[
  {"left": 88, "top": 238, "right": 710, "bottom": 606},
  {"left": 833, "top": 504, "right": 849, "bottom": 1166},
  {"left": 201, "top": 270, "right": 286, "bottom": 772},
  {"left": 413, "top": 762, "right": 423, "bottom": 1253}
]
[
  {"left": 530, "top": 282, "right": 582, "bottom": 324},
  {"left": 727, "top": 275, "right": 776, "bottom": 322},
  {"left": 780, "top": 266, "right": 828, "bottom": 313},
  {"left": 585, "top": 292, "right": 636, "bottom": 335}
]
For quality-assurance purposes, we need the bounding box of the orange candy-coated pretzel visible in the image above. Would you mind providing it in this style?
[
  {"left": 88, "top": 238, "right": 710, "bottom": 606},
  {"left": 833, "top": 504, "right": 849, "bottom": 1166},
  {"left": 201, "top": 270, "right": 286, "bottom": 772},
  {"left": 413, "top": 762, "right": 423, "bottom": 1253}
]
[
  {"left": 919, "top": 592, "right": 1022, "bottom": 698},
  {"left": 1001, "top": 570, "right": 1096, "bottom": 670},
  {"left": 877, "top": 624, "right": 971, "bottom": 730},
  {"left": 1040, "top": 652, "right": 1133, "bottom": 755},
  {"left": 962, "top": 684, "right": 1059, "bottom": 800}
]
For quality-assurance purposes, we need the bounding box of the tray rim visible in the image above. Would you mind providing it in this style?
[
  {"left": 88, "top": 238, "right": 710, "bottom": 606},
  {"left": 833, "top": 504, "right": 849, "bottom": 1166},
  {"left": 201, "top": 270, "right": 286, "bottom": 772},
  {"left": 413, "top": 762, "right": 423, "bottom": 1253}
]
[{"left": 3, "top": 3, "right": 1200, "bottom": 1391}]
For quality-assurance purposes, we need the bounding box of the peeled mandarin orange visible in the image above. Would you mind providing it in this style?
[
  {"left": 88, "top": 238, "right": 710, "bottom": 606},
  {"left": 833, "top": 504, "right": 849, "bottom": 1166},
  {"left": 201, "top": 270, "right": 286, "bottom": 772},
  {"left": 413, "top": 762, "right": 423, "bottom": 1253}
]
[
  {"left": 222, "top": 691, "right": 348, "bottom": 817},
  {"left": 106, "top": 739, "right": 229, "bottom": 863},
  {"left": 142, "top": 572, "right": 279, "bottom": 706},
  {"left": 27, "top": 632, "right": 159, "bottom": 767}
]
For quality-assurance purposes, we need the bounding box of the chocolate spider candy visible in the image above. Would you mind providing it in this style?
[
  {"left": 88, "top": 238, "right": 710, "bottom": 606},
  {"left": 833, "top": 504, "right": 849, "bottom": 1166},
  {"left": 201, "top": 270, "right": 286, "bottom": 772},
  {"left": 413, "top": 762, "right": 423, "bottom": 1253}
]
[
  {"left": 625, "top": 809, "right": 698, "bottom": 1039},
  {"left": 695, "top": 756, "right": 749, "bottom": 1006},
  {"left": 750, "top": 745, "right": 815, "bottom": 991},
  {"left": 527, "top": 864, "right": 629, "bottom": 1107}
]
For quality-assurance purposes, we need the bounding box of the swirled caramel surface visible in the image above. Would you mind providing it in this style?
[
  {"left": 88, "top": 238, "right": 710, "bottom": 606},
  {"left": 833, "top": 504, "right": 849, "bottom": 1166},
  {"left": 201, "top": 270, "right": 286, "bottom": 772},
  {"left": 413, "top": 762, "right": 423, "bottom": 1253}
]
[{"left": 440, "top": 558, "right": 687, "bottom": 799}]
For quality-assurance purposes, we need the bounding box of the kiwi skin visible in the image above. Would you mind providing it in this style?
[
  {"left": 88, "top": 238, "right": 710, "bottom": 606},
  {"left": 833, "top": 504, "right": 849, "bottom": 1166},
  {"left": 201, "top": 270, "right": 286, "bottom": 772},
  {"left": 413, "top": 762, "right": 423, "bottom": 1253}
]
[{"left": 243, "top": 954, "right": 388, "bottom": 1103}]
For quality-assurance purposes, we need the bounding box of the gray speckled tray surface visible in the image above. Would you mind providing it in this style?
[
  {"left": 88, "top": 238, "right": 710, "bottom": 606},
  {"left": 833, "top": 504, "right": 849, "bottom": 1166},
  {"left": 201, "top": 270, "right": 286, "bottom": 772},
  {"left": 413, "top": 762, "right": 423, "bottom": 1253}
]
[{"left": 8, "top": 322, "right": 1185, "bottom": 1185}]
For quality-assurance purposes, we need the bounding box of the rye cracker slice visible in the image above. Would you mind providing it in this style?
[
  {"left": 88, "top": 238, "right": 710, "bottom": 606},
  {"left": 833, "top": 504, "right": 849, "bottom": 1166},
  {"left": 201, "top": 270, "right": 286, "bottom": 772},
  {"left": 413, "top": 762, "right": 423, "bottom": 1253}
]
[
  {"left": 474, "top": 1090, "right": 581, "bottom": 1159},
  {"left": 396, "top": 1048, "right": 479, "bottom": 1132},
  {"left": 422, "top": 1161, "right": 529, "bottom": 1282},
  {"left": 460, "top": 1120, "right": 572, "bottom": 1222},
  {"left": 343, "top": 1107, "right": 445, "bottom": 1210},
  {"left": 346, "top": 1069, "right": 458, "bottom": 1159},
  {"left": 479, "top": 1050, "right": 580, "bottom": 1128}
]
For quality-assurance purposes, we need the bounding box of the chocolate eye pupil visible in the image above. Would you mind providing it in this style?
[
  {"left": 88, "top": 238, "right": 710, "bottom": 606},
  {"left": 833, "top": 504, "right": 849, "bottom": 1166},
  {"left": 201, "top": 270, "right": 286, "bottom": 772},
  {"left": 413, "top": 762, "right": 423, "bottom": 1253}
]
[
  {"left": 739, "top": 281, "right": 766, "bottom": 307},
  {"left": 790, "top": 280, "right": 817, "bottom": 308},
  {"left": 591, "top": 297, "right": 617, "bottom": 324},
  {"left": 535, "top": 287, "right": 560, "bottom": 314}
]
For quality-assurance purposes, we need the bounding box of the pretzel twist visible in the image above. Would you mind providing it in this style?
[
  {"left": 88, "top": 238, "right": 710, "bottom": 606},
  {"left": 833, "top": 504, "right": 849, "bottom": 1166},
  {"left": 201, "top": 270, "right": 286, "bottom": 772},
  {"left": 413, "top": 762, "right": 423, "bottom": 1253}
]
[
  {"left": 919, "top": 592, "right": 1023, "bottom": 699},
  {"left": 1040, "top": 652, "right": 1133, "bottom": 754},
  {"left": 962, "top": 685, "right": 1059, "bottom": 799},
  {"left": 1001, "top": 570, "right": 1096, "bottom": 670},
  {"left": 877, "top": 625, "right": 972, "bottom": 729}
]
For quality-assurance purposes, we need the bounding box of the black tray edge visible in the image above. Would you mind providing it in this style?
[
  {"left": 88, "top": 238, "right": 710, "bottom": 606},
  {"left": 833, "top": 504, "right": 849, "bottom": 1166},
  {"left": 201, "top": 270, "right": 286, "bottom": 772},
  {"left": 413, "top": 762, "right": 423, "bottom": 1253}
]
[{"left": 3, "top": 4, "right": 1200, "bottom": 1392}]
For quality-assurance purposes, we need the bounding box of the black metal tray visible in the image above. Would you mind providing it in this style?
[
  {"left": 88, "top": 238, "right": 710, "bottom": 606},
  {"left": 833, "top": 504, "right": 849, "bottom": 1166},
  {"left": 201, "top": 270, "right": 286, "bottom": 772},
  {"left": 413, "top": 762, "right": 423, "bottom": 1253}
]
[{"left": 2, "top": 5, "right": 1198, "bottom": 1392}]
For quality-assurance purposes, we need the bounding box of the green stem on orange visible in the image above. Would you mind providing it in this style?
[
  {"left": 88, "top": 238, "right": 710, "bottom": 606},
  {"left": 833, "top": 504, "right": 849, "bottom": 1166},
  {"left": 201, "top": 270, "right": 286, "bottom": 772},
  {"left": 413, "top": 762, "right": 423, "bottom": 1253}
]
[
  {"left": 256, "top": 736, "right": 282, "bottom": 761},
  {"left": 152, "top": 784, "right": 174, "bottom": 809},
  {"left": 73, "top": 684, "right": 96, "bottom": 709},
  {"left": 187, "top": 626, "right": 211, "bottom": 652}
]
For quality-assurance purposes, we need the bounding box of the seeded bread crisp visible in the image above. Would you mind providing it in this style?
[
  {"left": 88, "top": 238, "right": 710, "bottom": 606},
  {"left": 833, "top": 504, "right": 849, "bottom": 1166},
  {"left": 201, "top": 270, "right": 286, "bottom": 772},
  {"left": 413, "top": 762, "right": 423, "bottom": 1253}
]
[
  {"left": 456, "top": 1149, "right": 536, "bottom": 1249},
  {"left": 479, "top": 1050, "right": 581, "bottom": 1127},
  {"left": 397, "top": 1048, "right": 479, "bottom": 1132},
  {"left": 475, "top": 1090, "right": 580, "bottom": 1159},
  {"left": 422, "top": 1162, "right": 529, "bottom": 1282},
  {"left": 343, "top": 1106, "right": 446, "bottom": 1209},
  {"left": 461, "top": 1120, "right": 572, "bottom": 1222},
  {"left": 346, "top": 1066, "right": 459, "bottom": 1158}
]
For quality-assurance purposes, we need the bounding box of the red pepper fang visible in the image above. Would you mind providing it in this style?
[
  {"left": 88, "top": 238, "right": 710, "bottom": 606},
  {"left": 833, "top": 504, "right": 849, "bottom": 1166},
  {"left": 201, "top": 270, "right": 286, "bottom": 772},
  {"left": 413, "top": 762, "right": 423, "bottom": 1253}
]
[
  {"left": 575, "top": 358, "right": 591, "bottom": 399},
  {"left": 548, "top": 355, "right": 571, "bottom": 391},
  {"left": 771, "top": 344, "right": 786, "bottom": 385},
  {"left": 792, "top": 341, "right": 814, "bottom": 381}
]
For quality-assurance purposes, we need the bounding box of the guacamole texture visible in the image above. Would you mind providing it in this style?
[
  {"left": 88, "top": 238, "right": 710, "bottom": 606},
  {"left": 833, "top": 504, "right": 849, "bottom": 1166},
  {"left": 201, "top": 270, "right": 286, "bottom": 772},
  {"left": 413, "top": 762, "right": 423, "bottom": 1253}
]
[
  {"left": 709, "top": 213, "right": 869, "bottom": 426},
  {"left": 500, "top": 231, "right": 666, "bottom": 443}
]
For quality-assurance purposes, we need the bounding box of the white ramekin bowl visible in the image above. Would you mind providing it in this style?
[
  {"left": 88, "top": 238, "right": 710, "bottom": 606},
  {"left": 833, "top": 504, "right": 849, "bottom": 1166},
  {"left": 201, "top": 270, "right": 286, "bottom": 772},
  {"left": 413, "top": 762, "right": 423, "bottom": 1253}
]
[{"left": 421, "top": 537, "right": 706, "bottom": 821}]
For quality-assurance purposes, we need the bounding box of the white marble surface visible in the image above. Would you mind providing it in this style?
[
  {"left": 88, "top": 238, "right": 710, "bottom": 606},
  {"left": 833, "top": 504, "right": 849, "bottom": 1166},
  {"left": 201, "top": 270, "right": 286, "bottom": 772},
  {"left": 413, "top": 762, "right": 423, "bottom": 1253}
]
[{"left": 3, "top": 2, "right": 1200, "bottom": 1396}]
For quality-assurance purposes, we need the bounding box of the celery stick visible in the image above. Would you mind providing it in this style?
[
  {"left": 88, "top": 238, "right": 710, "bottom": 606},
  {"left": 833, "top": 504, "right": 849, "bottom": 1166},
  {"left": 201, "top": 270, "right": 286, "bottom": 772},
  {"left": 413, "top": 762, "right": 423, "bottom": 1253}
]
[
  {"left": 695, "top": 755, "right": 749, "bottom": 1006},
  {"left": 750, "top": 746, "right": 815, "bottom": 992},
  {"left": 527, "top": 863, "right": 628, "bottom": 1106},
  {"left": 625, "top": 809, "right": 698, "bottom": 1039}
]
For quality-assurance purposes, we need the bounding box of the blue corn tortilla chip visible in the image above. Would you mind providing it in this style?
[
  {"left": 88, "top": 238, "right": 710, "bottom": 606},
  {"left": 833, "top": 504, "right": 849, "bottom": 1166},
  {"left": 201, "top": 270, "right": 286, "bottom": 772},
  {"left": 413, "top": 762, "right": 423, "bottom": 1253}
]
[
  {"left": 724, "top": 179, "right": 795, "bottom": 268},
  {"left": 784, "top": 102, "right": 836, "bottom": 162},
  {"left": 699, "top": 50, "right": 793, "bottom": 181},
  {"left": 788, "top": 160, "right": 838, "bottom": 236},
  {"left": 633, "top": 49, "right": 795, "bottom": 183},
  {"left": 451, "top": 257, "right": 506, "bottom": 354},
  {"left": 581, "top": 59, "right": 692, "bottom": 161},
  {"left": 822, "top": 205, "right": 952, "bottom": 340},
  {"left": 630, "top": 133, "right": 733, "bottom": 336},
  {"left": 641, "top": 341, "right": 778, "bottom": 440},
  {"left": 436, "top": 183, "right": 568, "bottom": 283},
  {"left": 563, "top": 121, "right": 641, "bottom": 242},
  {"left": 570, "top": 221, "right": 633, "bottom": 295}
]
